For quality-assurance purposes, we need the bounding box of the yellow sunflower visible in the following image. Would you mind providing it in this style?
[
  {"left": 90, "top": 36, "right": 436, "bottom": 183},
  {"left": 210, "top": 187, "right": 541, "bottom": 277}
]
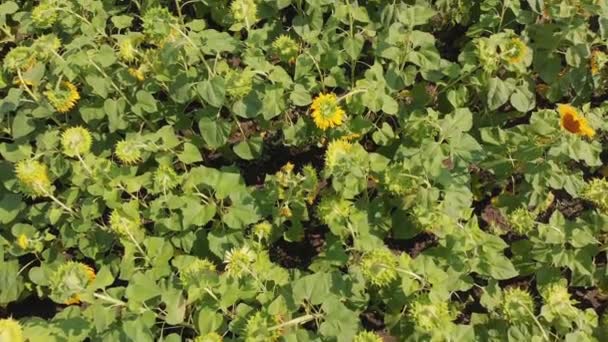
[
  {"left": 558, "top": 104, "right": 595, "bottom": 138},
  {"left": 310, "top": 93, "right": 346, "bottom": 130},
  {"left": 503, "top": 37, "right": 527, "bottom": 64},
  {"left": 45, "top": 81, "right": 80, "bottom": 113}
]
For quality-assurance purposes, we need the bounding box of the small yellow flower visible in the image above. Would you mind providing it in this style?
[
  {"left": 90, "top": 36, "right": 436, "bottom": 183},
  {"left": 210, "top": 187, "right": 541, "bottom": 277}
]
[
  {"left": 342, "top": 133, "right": 361, "bottom": 141},
  {"left": 128, "top": 66, "right": 146, "bottom": 81},
  {"left": 16, "top": 234, "right": 29, "bottom": 250},
  {"left": 45, "top": 81, "right": 80, "bottom": 113},
  {"left": 557, "top": 104, "right": 595, "bottom": 138},
  {"left": 310, "top": 93, "right": 346, "bottom": 130},
  {"left": 279, "top": 206, "right": 292, "bottom": 218},
  {"left": 61, "top": 127, "right": 93, "bottom": 157},
  {"left": 0, "top": 318, "right": 24, "bottom": 342},
  {"left": 590, "top": 50, "right": 605, "bottom": 76},
  {"left": 281, "top": 162, "right": 294, "bottom": 173},
  {"left": 15, "top": 159, "right": 52, "bottom": 197},
  {"left": 503, "top": 37, "right": 527, "bottom": 64}
]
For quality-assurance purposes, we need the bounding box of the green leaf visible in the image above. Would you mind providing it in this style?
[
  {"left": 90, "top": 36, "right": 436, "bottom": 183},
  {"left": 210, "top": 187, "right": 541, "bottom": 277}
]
[
  {"left": 0, "top": 193, "right": 24, "bottom": 224},
  {"left": 12, "top": 111, "right": 35, "bottom": 139},
  {"left": 0, "top": 259, "right": 24, "bottom": 305},
  {"left": 486, "top": 77, "right": 511, "bottom": 110},
  {"left": 178, "top": 142, "right": 203, "bottom": 164},
  {"left": 199, "top": 117, "right": 231, "bottom": 149},
  {"left": 111, "top": 15, "right": 133, "bottom": 29},
  {"left": 136, "top": 91, "right": 157, "bottom": 113},
  {"left": 197, "top": 77, "right": 226, "bottom": 107},
  {"left": 290, "top": 84, "right": 312, "bottom": 106},
  {"left": 233, "top": 137, "right": 263, "bottom": 160},
  {"left": 182, "top": 200, "right": 216, "bottom": 228},
  {"left": 344, "top": 34, "right": 364, "bottom": 60},
  {"left": 397, "top": 5, "right": 436, "bottom": 27}
]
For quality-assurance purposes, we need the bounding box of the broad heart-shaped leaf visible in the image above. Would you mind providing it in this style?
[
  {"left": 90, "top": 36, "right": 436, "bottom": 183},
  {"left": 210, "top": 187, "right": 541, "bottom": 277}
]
[
  {"left": 486, "top": 77, "right": 512, "bottom": 110},
  {"left": 0, "top": 193, "right": 24, "bottom": 224},
  {"left": 161, "top": 287, "right": 186, "bottom": 325},
  {"left": 178, "top": 142, "right": 203, "bottom": 164},
  {"left": 233, "top": 136, "right": 263, "bottom": 160},
  {"left": 344, "top": 34, "right": 364, "bottom": 60},
  {"left": 181, "top": 199, "right": 216, "bottom": 228},
  {"left": 0, "top": 259, "right": 25, "bottom": 305},
  {"left": 197, "top": 308, "right": 224, "bottom": 334},
  {"left": 510, "top": 84, "right": 535, "bottom": 113},
  {"left": 319, "top": 297, "right": 359, "bottom": 342},
  {"left": 199, "top": 116, "right": 231, "bottom": 149},
  {"left": 291, "top": 272, "right": 333, "bottom": 305},
  {"left": 197, "top": 76, "right": 226, "bottom": 107},
  {"left": 184, "top": 166, "right": 245, "bottom": 199},
  {"left": 476, "top": 252, "right": 519, "bottom": 280},
  {"left": 135, "top": 90, "right": 157, "bottom": 113},
  {"left": 397, "top": 5, "right": 436, "bottom": 27},
  {"left": 222, "top": 192, "right": 261, "bottom": 229},
  {"left": 125, "top": 272, "right": 162, "bottom": 303}
]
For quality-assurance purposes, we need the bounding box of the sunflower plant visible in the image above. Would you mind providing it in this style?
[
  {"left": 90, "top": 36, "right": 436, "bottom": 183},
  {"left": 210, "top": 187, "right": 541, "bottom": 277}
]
[{"left": 1, "top": 0, "right": 608, "bottom": 341}]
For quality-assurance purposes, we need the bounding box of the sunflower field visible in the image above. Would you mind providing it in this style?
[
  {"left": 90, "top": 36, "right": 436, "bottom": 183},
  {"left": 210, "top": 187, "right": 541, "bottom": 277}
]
[{"left": 2, "top": 0, "right": 608, "bottom": 341}]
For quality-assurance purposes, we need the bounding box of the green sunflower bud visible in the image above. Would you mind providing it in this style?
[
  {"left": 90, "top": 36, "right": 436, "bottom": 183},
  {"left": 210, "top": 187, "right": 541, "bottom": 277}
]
[
  {"left": 142, "top": 7, "right": 178, "bottom": 45},
  {"left": 61, "top": 127, "right": 93, "bottom": 158},
  {"left": 194, "top": 332, "right": 223, "bottom": 342},
  {"left": 500, "top": 287, "right": 535, "bottom": 323},
  {"left": 359, "top": 249, "right": 398, "bottom": 287},
  {"left": 49, "top": 261, "right": 96, "bottom": 305},
  {"left": 582, "top": 178, "right": 608, "bottom": 213},
  {"left": 0, "top": 318, "right": 24, "bottom": 342},
  {"left": 409, "top": 297, "right": 456, "bottom": 335},
  {"left": 353, "top": 331, "right": 383, "bottom": 342},
  {"left": 507, "top": 207, "right": 536, "bottom": 235},
  {"left": 272, "top": 35, "right": 299, "bottom": 63},
  {"left": 15, "top": 159, "right": 52, "bottom": 197},
  {"left": 243, "top": 312, "right": 281, "bottom": 342},
  {"left": 31, "top": 1, "right": 58, "bottom": 29}
]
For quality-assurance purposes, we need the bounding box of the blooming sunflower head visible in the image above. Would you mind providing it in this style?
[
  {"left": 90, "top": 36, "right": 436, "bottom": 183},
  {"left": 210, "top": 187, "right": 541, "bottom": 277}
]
[
  {"left": 61, "top": 126, "right": 93, "bottom": 158},
  {"left": 311, "top": 93, "right": 346, "bottom": 130},
  {"left": 0, "top": 318, "right": 24, "bottom": 342},
  {"left": 359, "top": 249, "right": 398, "bottom": 287},
  {"left": 502, "top": 37, "right": 528, "bottom": 64},
  {"left": 179, "top": 258, "right": 217, "bottom": 288},
  {"left": 500, "top": 287, "right": 535, "bottom": 323},
  {"left": 49, "top": 261, "right": 96, "bottom": 305},
  {"left": 109, "top": 208, "right": 143, "bottom": 239},
  {"left": 31, "top": 1, "right": 58, "bottom": 29},
  {"left": 272, "top": 35, "right": 299, "bottom": 63},
  {"left": 3, "top": 47, "right": 36, "bottom": 72},
  {"left": 557, "top": 104, "right": 595, "bottom": 138},
  {"left": 115, "top": 139, "right": 143, "bottom": 164},
  {"left": 353, "top": 331, "right": 383, "bottom": 342},
  {"left": 194, "top": 332, "right": 223, "bottom": 342},
  {"left": 15, "top": 159, "right": 52, "bottom": 197},
  {"left": 45, "top": 81, "right": 80, "bottom": 113},
  {"left": 224, "top": 245, "right": 256, "bottom": 278},
  {"left": 142, "top": 7, "right": 178, "bottom": 45}
]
